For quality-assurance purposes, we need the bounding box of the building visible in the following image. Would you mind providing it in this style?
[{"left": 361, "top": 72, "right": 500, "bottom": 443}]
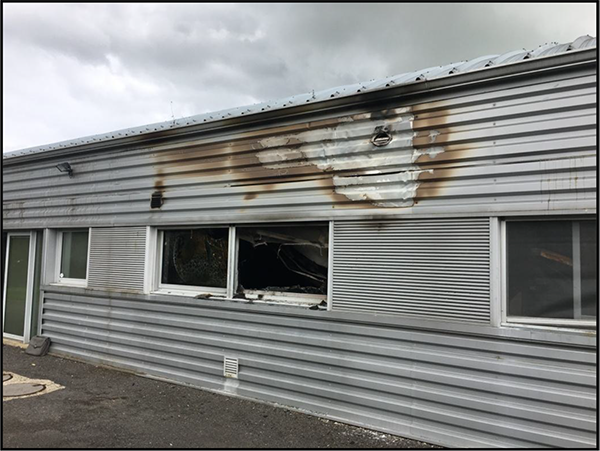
[{"left": 2, "top": 36, "right": 597, "bottom": 448}]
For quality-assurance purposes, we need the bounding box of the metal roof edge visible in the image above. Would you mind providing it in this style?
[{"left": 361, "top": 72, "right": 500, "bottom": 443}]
[{"left": 3, "top": 37, "right": 596, "bottom": 164}]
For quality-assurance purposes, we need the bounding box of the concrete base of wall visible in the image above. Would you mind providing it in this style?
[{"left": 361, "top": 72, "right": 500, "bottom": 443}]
[{"left": 3, "top": 338, "right": 28, "bottom": 349}]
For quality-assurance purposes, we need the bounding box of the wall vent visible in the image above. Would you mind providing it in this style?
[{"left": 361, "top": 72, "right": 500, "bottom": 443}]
[{"left": 224, "top": 357, "right": 239, "bottom": 378}]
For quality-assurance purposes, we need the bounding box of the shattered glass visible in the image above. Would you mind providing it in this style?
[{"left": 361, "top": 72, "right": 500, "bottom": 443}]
[{"left": 161, "top": 228, "right": 228, "bottom": 288}]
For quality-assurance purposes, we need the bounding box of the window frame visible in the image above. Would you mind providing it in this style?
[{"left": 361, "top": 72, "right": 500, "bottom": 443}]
[
  {"left": 235, "top": 223, "right": 329, "bottom": 305},
  {"left": 153, "top": 227, "right": 230, "bottom": 297},
  {"left": 500, "top": 216, "right": 597, "bottom": 329},
  {"left": 151, "top": 223, "right": 330, "bottom": 306},
  {"left": 2, "top": 231, "right": 37, "bottom": 342},
  {"left": 54, "top": 228, "right": 91, "bottom": 288}
]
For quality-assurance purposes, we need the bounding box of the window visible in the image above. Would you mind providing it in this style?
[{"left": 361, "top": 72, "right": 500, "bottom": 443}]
[
  {"left": 153, "top": 223, "right": 329, "bottom": 306},
  {"left": 158, "top": 228, "right": 229, "bottom": 294},
  {"left": 505, "top": 218, "right": 596, "bottom": 327},
  {"left": 56, "top": 229, "right": 90, "bottom": 286},
  {"left": 237, "top": 225, "right": 328, "bottom": 303}
]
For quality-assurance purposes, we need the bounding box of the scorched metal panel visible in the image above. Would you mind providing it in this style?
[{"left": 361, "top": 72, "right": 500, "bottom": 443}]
[{"left": 2, "top": 59, "right": 596, "bottom": 229}]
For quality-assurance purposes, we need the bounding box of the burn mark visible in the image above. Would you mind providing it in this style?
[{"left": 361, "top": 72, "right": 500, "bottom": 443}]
[
  {"left": 412, "top": 106, "right": 478, "bottom": 200},
  {"left": 148, "top": 102, "right": 466, "bottom": 210},
  {"left": 232, "top": 176, "right": 325, "bottom": 188},
  {"left": 152, "top": 166, "right": 166, "bottom": 210},
  {"left": 253, "top": 110, "right": 435, "bottom": 207},
  {"left": 370, "top": 109, "right": 398, "bottom": 121}
]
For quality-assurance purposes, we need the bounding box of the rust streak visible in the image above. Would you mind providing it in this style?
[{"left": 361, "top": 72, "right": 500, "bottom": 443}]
[
  {"left": 413, "top": 108, "right": 449, "bottom": 201},
  {"left": 412, "top": 106, "right": 478, "bottom": 200}
]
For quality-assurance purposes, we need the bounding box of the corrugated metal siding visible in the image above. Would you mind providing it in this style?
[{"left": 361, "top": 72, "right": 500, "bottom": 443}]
[
  {"left": 2, "top": 64, "right": 596, "bottom": 229},
  {"left": 40, "top": 288, "right": 597, "bottom": 448},
  {"left": 87, "top": 227, "right": 146, "bottom": 292},
  {"left": 332, "top": 218, "right": 490, "bottom": 322}
]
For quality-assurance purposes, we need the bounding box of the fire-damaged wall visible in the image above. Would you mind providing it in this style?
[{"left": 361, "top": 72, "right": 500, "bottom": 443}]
[
  {"left": 2, "top": 57, "right": 596, "bottom": 229},
  {"left": 2, "top": 43, "right": 597, "bottom": 449}
]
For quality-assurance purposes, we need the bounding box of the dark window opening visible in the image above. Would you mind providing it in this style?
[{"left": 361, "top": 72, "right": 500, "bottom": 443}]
[
  {"left": 161, "top": 228, "right": 228, "bottom": 288},
  {"left": 507, "top": 219, "right": 597, "bottom": 321},
  {"left": 237, "top": 225, "right": 328, "bottom": 295}
]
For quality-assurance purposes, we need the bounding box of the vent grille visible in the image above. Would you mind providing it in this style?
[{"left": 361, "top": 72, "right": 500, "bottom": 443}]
[
  {"left": 332, "top": 218, "right": 491, "bottom": 323},
  {"left": 224, "top": 357, "right": 239, "bottom": 378},
  {"left": 88, "top": 227, "right": 147, "bottom": 292}
]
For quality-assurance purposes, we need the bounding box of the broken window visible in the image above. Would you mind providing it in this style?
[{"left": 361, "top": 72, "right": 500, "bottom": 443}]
[
  {"left": 161, "top": 228, "right": 228, "bottom": 289},
  {"left": 237, "top": 225, "right": 328, "bottom": 297},
  {"left": 506, "top": 218, "right": 597, "bottom": 325}
]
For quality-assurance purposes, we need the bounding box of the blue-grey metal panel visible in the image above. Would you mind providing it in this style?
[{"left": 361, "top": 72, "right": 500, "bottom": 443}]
[
  {"left": 2, "top": 64, "right": 596, "bottom": 229},
  {"left": 40, "top": 287, "right": 596, "bottom": 448}
]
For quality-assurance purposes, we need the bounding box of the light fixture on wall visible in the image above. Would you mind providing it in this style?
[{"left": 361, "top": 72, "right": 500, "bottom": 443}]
[
  {"left": 151, "top": 191, "right": 163, "bottom": 209},
  {"left": 56, "top": 162, "right": 73, "bottom": 177}
]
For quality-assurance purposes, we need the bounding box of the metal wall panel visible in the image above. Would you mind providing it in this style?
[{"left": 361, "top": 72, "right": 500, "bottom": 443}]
[
  {"left": 332, "top": 218, "right": 491, "bottom": 321},
  {"left": 40, "top": 287, "right": 597, "bottom": 448},
  {"left": 2, "top": 65, "right": 596, "bottom": 229},
  {"left": 87, "top": 227, "right": 146, "bottom": 292}
]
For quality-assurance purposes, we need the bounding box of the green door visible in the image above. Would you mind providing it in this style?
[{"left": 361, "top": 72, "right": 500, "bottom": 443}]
[{"left": 3, "top": 235, "right": 31, "bottom": 338}]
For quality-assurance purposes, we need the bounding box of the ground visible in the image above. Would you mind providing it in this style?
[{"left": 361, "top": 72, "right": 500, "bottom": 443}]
[{"left": 2, "top": 344, "right": 439, "bottom": 449}]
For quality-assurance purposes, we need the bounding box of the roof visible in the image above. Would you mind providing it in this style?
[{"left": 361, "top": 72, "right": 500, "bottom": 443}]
[{"left": 3, "top": 35, "right": 596, "bottom": 161}]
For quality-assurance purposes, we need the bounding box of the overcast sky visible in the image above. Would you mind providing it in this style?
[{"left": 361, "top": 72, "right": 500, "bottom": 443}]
[{"left": 2, "top": 2, "right": 596, "bottom": 153}]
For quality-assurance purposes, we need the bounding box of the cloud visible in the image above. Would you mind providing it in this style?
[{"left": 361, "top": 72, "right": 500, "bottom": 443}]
[{"left": 2, "top": 3, "right": 596, "bottom": 152}]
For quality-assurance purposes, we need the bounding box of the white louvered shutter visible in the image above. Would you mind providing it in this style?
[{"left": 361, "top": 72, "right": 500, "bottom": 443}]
[
  {"left": 332, "top": 218, "right": 491, "bottom": 322},
  {"left": 88, "top": 227, "right": 147, "bottom": 292}
]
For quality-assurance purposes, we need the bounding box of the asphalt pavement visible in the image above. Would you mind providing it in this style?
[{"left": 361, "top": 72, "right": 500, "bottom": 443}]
[{"left": 2, "top": 343, "right": 439, "bottom": 449}]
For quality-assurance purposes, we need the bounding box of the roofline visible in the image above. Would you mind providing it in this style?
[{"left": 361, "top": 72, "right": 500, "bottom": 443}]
[{"left": 3, "top": 46, "right": 597, "bottom": 166}]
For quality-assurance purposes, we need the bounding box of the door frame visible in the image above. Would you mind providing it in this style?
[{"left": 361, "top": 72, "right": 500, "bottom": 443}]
[{"left": 2, "top": 231, "right": 37, "bottom": 343}]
